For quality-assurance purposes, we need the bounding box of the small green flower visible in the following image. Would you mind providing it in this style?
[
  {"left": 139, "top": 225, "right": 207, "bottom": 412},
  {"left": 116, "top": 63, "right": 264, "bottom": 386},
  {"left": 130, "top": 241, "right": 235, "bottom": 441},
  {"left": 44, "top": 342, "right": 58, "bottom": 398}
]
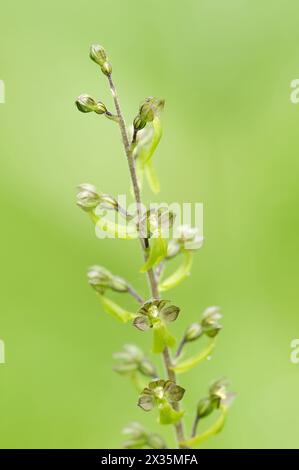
[
  {"left": 201, "top": 306, "right": 222, "bottom": 338},
  {"left": 113, "top": 344, "right": 157, "bottom": 378},
  {"left": 196, "top": 378, "right": 234, "bottom": 421},
  {"left": 209, "top": 377, "right": 229, "bottom": 404},
  {"left": 138, "top": 379, "right": 185, "bottom": 411},
  {"left": 87, "top": 265, "right": 128, "bottom": 294},
  {"left": 166, "top": 225, "right": 203, "bottom": 259},
  {"left": 177, "top": 225, "right": 204, "bottom": 251},
  {"left": 133, "top": 299, "right": 180, "bottom": 331}
]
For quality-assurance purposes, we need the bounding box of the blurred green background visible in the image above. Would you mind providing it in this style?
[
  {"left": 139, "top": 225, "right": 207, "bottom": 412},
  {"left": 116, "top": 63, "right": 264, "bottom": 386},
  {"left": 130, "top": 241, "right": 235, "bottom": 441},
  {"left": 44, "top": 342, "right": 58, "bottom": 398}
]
[{"left": 1, "top": 0, "right": 299, "bottom": 449}]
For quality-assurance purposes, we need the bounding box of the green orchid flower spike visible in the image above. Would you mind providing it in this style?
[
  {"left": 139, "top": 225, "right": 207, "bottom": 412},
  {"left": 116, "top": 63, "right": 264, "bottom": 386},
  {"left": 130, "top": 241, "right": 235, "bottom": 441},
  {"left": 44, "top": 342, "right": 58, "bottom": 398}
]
[{"left": 75, "top": 43, "right": 234, "bottom": 449}]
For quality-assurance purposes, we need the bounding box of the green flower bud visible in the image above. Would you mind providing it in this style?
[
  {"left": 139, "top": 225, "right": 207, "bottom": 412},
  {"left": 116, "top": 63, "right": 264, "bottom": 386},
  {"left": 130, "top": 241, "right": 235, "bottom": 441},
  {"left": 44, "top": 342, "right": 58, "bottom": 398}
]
[
  {"left": 97, "top": 193, "right": 118, "bottom": 211},
  {"left": 197, "top": 396, "right": 215, "bottom": 419},
  {"left": 176, "top": 225, "right": 204, "bottom": 251},
  {"left": 75, "top": 94, "right": 98, "bottom": 113},
  {"left": 123, "top": 422, "right": 146, "bottom": 440},
  {"left": 87, "top": 265, "right": 128, "bottom": 294},
  {"left": 166, "top": 240, "right": 180, "bottom": 259},
  {"left": 110, "top": 275, "right": 129, "bottom": 292},
  {"left": 139, "top": 97, "right": 165, "bottom": 123},
  {"left": 185, "top": 322, "right": 202, "bottom": 342},
  {"left": 90, "top": 44, "right": 108, "bottom": 66},
  {"left": 87, "top": 265, "right": 112, "bottom": 293},
  {"left": 76, "top": 183, "right": 101, "bottom": 210},
  {"left": 113, "top": 362, "right": 137, "bottom": 374},
  {"left": 139, "top": 358, "right": 157, "bottom": 378},
  {"left": 147, "top": 433, "right": 167, "bottom": 449},
  {"left": 77, "top": 183, "right": 119, "bottom": 214},
  {"left": 133, "top": 115, "right": 146, "bottom": 131},
  {"left": 89, "top": 44, "right": 112, "bottom": 75},
  {"left": 113, "top": 344, "right": 156, "bottom": 378},
  {"left": 201, "top": 306, "right": 222, "bottom": 338},
  {"left": 101, "top": 61, "right": 112, "bottom": 76},
  {"left": 122, "top": 422, "right": 148, "bottom": 449},
  {"left": 95, "top": 101, "right": 107, "bottom": 114}
]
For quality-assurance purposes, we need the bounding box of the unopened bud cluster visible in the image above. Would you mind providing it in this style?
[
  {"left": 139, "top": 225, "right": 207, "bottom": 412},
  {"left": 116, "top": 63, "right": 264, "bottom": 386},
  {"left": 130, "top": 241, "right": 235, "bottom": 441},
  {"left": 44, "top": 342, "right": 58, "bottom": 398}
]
[
  {"left": 89, "top": 44, "right": 112, "bottom": 76},
  {"left": 76, "top": 183, "right": 118, "bottom": 212},
  {"left": 87, "top": 265, "right": 128, "bottom": 294},
  {"left": 122, "top": 422, "right": 166, "bottom": 449},
  {"left": 113, "top": 344, "right": 157, "bottom": 378},
  {"left": 133, "top": 97, "right": 165, "bottom": 131},
  {"left": 184, "top": 306, "right": 222, "bottom": 344},
  {"left": 76, "top": 94, "right": 107, "bottom": 114}
]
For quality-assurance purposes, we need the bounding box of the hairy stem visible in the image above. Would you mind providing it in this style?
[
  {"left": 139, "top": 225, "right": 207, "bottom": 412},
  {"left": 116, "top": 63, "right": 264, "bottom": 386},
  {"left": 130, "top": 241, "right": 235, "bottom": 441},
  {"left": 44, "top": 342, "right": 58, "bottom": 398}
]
[{"left": 106, "top": 72, "right": 186, "bottom": 448}]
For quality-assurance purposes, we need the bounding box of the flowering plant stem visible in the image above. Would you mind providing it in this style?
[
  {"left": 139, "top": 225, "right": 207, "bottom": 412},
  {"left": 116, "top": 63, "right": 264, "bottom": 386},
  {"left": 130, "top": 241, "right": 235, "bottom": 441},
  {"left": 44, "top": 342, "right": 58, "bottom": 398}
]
[
  {"left": 75, "top": 44, "right": 234, "bottom": 450},
  {"left": 106, "top": 73, "right": 186, "bottom": 447}
]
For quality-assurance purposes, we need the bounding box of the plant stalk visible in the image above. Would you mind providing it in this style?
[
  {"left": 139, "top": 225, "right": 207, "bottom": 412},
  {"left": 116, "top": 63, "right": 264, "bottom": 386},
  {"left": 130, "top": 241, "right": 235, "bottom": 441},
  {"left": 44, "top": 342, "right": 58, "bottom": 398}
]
[{"left": 106, "top": 72, "right": 186, "bottom": 448}]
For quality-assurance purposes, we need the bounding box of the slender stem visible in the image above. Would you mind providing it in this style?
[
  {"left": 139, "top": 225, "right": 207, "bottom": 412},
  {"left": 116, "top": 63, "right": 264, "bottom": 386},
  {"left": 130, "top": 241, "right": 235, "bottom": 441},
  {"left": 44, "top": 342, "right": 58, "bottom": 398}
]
[
  {"left": 175, "top": 336, "right": 186, "bottom": 359},
  {"left": 191, "top": 414, "right": 200, "bottom": 438},
  {"left": 155, "top": 260, "right": 165, "bottom": 282},
  {"left": 106, "top": 72, "right": 186, "bottom": 448},
  {"left": 127, "top": 285, "right": 144, "bottom": 304}
]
